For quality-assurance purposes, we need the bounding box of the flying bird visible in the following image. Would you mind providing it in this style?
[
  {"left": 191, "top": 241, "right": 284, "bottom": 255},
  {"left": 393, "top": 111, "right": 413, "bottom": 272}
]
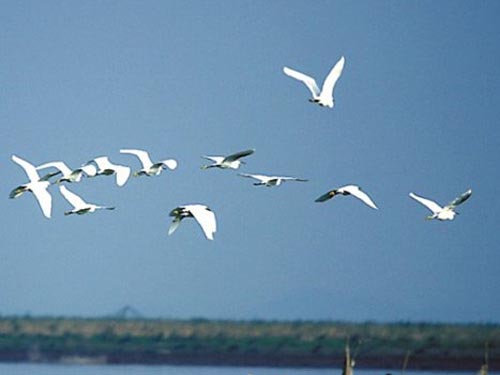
[
  {"left": 168, "top": 204, "right": 217, "bottom": 240},
  {"left": 409, "top": 189, "right": 472, "bottom": 221},
  {"left": 201, "top": 149, "right": 254, "bottom": 170},
  {"left": 238, "top": 173, "right": 308, "bottom": 187},
  {"left": 119, "top": 149, "right": 177, "bottom": 176},
  {"left": 9, "top": 155, "right": 59, "bottom": 218},
  {"left": 283, "top": 56, "right": 345, "bottom": 108},
  {"left": 315, "top": 184, "right": 378, "bottom": 209},
  {"left": 36, "top": 160, "right": 93, "bottom": 183},
  {"left": 83, "top": 156, "right": 131, "bottom": 187},
  {"left": 59, "top": 185, "right": 115, "bottom": 215}
]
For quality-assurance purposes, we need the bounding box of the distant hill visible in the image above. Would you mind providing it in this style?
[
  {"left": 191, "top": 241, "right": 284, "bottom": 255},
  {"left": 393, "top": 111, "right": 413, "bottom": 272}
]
[{"left": 0, "top": 316, "right": 497, "bottom": 370}]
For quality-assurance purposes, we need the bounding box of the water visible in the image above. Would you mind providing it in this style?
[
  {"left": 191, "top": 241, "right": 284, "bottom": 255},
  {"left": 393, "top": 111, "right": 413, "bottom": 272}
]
[{"left": 0, "top": 365, "right": 496, "bottom": 375}]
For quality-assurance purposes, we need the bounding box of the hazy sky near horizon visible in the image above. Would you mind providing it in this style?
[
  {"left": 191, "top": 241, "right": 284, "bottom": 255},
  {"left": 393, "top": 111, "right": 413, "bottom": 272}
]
[{"left": 1, "top": 1, "right": 499, "bottom": 323}]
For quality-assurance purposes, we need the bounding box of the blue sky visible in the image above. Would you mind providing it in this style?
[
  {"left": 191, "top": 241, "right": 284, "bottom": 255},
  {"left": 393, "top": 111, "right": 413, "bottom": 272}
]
[{"left": 1, "top": 1, "right": 499, "bottom": 322}]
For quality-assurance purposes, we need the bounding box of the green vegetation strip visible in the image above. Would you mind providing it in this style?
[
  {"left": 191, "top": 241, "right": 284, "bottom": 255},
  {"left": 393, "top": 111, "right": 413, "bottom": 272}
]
[{"left": 0, "top": 317, "right": 498, "bottom": 369}]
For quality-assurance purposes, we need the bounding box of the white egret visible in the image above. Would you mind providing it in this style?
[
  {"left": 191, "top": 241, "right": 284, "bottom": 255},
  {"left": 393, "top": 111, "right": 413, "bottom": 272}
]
[
  {"left": 168, "top": 204, "right": 217, "bottom": 240},
  {"left": 238, "top": 173, "right": 308, "bottom": 187},
  {"left": 201, "top": 149, "right": 254, "bottom": 170},
  {"left": 283, "top": 56, "right": 345, "bottom": 108},
  {"left": 84, "top": 156, "right": 131, "bottom": 187},
  {"left": 409, "top": 189, "right": 472, "bottom": 221},
  {"left": 59, "top": 185, "right": 115, "bottom": 215},
  {"left": 9, "top": 155, "right": 59, "bottom": 218},
  {"left": 119, "top": 149, "right": 177, "bottom": 176},
  {"left": 315, "top": 184, "right": 378, "bottom": 209},
  {"left": 36, "top": 160, "right": 93, "bottom": 183}
]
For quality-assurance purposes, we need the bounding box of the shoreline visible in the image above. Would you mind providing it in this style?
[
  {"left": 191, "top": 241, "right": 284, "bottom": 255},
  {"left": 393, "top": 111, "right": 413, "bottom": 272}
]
[{"left": 0, "top": 352, "right": 494, "bottom": 371}]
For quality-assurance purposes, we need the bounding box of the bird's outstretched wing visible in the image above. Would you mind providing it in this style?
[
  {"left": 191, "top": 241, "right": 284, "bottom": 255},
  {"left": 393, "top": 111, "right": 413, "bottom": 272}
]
[
  {"left": 409, "top": 192, "right": 442, "bottom": 214},
  {"left": 59, "top": 185, "right": 88, "bottom": 209},
  {"left": 120, "top": 149, "right": 153, "bottom": 169},
  {"left": 38, "top": 171, "right": 62, "bottom": 182},
  {"left": 92, "top": 156, "right": 110, "bottom": 169},
  {"left": 188, "top": 205, "right": 217, "bottom": 241},
  {"left": 340, "top": 185, "right": 378, "bottom": 209},
  {"left": 320, "top": 56, "right": 345, "bottom": 98},
  {"left": 157, "top": 159, "right": 178, "bottom": 170},
  {"left": 446, "top": 189, "right": 472, "bottom": 209},
  {"left": 115, "top": 166, "right": 131, "bottom": 187},
  {"left": 168, "top": 218, "right": 182, "bottom": 236},
  {"left": 238, "top": 173, "right": 267, "bottom": 182},
  {"left": 37, "top": 161, "right": 72, "bottom": 176},
  {"left": 281, "top": 177, "right": 308, "bottom": 182},
  {"left": 9, "top": 185, "right": 26, "bottom": 199},
  {"left": 94, "top": 157, "right": 131, "bottom": 186},
  {"left": 315, "top": 190, "right": 335, "bottom": 202},
  {"left": 201, "top": 155, "right": 224, "bottom": 163},
  {"left": 283, "top": 67, "right": 320, "bottom": 97},
  {"left": 80, "top": 164, "right": 97, "bottom": 177},
  {"left": 12, "top": 155, "right": 40, "bottom": 182},
  {"left": 30, "top": 183, "right": 52, "bottom": 218},
  {"left": 223, "top": 149, "right": 255, "bottom": 163}
]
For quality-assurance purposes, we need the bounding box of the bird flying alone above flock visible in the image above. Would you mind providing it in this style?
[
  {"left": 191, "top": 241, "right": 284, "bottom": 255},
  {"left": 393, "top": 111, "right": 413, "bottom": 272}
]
[
  {"left": 9, "top": 155, "right": 59, "bottom": 218},
  {"left": 120, "top": 149, "right": 178, "bottom": 177},
  {"left": 168, "top": 204, "right": 217, "bottom": 240},
  {"left": 315, "top": 184, "right": 378, "bottom": 209},
  {"left": 59, "top": 185, "right": 115, "bottom": 216},
  {"left": 201, "top": 149, "right": 255, "bottom": 170},
  {"left": 409, "top": 189, "right": 472, "bottom": 221},
  {"left": 238, "top": 173, "right": 308, "bottom": 187},
  {"left": 283, "top": 56, "right": 345, "bottom": 108},
  {"left": 83, "top": 156, "right": 131, "bottom": 187}
]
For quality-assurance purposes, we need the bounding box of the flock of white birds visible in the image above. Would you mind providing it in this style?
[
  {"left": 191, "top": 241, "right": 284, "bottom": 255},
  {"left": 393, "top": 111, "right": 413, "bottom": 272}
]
[{"left": 9, "top": 56, "right": 472, "bottom": 240}]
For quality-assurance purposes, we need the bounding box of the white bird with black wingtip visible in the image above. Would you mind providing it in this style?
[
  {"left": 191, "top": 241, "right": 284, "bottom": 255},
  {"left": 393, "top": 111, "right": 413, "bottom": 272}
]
[
  {"left": 238, "top": 173, "right": 308, "bottom": 187},
  {"left": 59, "top": 185, "right": 115, "bottom": 216},
  {"left": 36, "top": 160, "right": 94, "bottom": 184},
  {"left": 283, "top": 56, "right": 345, "bottom": 108},
  {"left": 315, "top": 184, "right": 378, "bottom": 209},
  {"left": 168, "top": 204, "right": 217, "bottom": 241},
  {"left": 120, "top": 148, "right": 177, "bottom": 177},
  {"left": 83, "top": 156, "right": 131, "bottom": 187},
  {"left": 201, "top": 149, "right": 254, "bottom": 170},
  {"left": 9, "top": 154, "right": 60, "bottom": 218},
  {"left": 409, "top": 189, "right": 472, "bottom": 221}
]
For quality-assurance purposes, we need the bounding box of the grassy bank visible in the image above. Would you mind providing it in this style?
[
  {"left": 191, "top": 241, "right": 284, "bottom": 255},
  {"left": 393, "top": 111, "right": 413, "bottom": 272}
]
[{"left": 0, "top": 317, "right": 497, "bottom": 370}]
